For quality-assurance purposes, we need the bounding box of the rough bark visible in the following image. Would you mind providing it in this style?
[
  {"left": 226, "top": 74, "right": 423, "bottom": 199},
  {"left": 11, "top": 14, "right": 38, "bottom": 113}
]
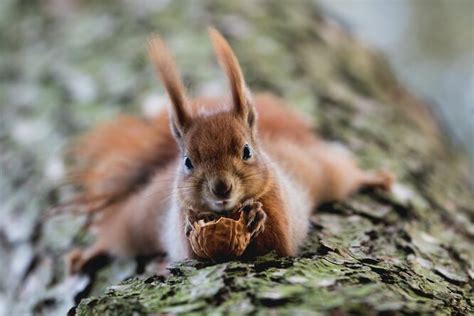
[{"left": 1, "top": 1, "right": 472, "bottom": 315}]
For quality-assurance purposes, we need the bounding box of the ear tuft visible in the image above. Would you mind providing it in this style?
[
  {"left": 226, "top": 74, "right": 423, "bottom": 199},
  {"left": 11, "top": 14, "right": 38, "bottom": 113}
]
[
  {"left": 208, "top": 27, "right": 254, "bottom": 124},
  {"left": 148, "top": 35, "right": 191, "bottom": 138}
]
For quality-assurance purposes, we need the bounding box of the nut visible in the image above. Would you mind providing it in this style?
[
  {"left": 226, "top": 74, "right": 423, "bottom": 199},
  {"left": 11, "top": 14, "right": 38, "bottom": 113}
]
[{"left": 188, "top": 211, "right": 251, "bottom": 260}]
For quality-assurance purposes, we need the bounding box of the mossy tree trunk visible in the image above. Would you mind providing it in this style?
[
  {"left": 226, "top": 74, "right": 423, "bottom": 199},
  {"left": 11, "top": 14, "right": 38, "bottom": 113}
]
[
  {"left": 75, "top": 2, "right": 474, "bottom": 315},
  {"left": 1, "top": 1, "right": 472, "bottom": 315}
]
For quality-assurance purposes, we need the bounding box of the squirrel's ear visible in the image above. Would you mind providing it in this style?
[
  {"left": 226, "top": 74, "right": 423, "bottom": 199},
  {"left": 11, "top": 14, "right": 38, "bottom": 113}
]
[
  {"left": 208, "top": 27, "right": 256, "bottom": 128},
  {"left": 148, "top": 35, "right": 191, "bottom": 138}
]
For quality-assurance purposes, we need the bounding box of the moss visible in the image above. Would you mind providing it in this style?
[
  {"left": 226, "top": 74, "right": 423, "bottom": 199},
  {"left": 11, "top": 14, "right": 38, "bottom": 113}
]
[{"left": 1, "top": 0, "right": 472, "bottom": 315}]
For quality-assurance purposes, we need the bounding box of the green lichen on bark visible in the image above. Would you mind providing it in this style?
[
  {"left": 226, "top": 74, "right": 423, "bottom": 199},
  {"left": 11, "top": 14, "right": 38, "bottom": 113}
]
[{"left": 1, "top": 0, "right": 472, "bottom": 315}]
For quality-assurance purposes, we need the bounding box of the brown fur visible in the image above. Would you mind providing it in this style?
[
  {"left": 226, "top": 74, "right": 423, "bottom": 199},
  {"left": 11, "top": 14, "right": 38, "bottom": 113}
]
[{"left": 65, "top": 29, "right": 393, "bottom": 273}]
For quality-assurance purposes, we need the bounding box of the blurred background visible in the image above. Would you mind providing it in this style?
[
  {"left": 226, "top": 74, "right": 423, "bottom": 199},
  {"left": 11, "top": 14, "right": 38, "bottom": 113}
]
[
  {"left": 0, "top": 0, "right": 472, "bottom": 314},
  {"left": 319, "top": 0, "right": 474, "bottom": 170}
]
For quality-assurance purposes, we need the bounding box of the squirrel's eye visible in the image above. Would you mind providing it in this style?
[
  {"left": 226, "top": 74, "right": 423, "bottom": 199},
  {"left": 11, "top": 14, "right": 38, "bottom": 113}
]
[
  {"left": 184, "top": 157, "right": 194, "bottom": 170},
  {"left": 242, "top": 144, "right": 252, "bottom": 160}
]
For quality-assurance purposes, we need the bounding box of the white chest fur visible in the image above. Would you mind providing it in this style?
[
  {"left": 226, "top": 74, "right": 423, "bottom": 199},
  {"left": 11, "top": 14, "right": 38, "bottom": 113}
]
[
  {"left": 161, "top": 191, "right": 190, "bottom": 262},
  {"left": 270, "top": 158, "right": 313, "bottom": 253}
]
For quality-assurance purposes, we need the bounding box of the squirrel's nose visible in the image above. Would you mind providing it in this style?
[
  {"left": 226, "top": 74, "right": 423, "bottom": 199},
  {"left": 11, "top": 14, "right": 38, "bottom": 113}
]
[{"left": 211, "top": 178, "right": 232, "bottom": 199}]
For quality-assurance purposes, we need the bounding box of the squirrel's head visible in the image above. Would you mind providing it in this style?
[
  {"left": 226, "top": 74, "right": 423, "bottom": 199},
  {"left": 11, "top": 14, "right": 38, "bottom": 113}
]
[{"left": 148, "top": 28, "right": 271, "bottom": 213}]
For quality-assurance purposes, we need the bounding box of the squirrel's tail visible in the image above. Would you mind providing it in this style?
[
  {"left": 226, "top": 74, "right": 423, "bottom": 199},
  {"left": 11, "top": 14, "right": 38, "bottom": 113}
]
[{"left": 58, "top": 113, "right": 177, "bottom": 216}]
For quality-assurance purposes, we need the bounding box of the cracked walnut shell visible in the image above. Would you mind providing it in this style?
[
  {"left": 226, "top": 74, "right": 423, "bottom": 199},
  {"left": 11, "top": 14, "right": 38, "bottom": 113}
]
[{"left": 188, "top": 211, "right": 251, "bottom": 260}]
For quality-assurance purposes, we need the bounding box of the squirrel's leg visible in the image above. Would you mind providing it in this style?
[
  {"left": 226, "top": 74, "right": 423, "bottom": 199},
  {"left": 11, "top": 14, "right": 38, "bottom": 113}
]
[
  {"left": 357, "top": 169, "right": 394, "bottom": 191},
  {"left": 243, "top": 193, "right": 293, "bottom": 257},
  {"left": 66, "top": 241, "right": 109, "bottom": 274},
  {"left": 316, "top": 143, "right": 394, "bottom": 202},
  {"left": 65, "top": 205, "right": 134, "bottom": 274}
]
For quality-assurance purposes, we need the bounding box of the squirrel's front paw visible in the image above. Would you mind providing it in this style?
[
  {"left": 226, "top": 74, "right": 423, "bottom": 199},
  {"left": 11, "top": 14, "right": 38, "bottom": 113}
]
[
  {"left": 241, "top": 200, "right": 267, "bottom": 238},
  {"left": 184, "top": 209, "right": 219, "bottom": 237}
]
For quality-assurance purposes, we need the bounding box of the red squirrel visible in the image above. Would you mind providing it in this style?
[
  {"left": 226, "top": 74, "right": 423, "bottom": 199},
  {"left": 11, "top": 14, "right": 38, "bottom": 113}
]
[{"left": 66, "top": 29, "right": 393, "bottom": 273}]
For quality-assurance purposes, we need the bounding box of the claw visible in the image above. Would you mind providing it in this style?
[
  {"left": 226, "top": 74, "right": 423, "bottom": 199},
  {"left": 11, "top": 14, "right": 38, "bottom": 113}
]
[
  {"left": 247, "top": 216, "right": 255, "bottom": 230},
  {"left": 184, "top": 221, "right": 193, "bottom": 237},
  {"left": 240, "top": 200, "right": 266, "bottom": 238},
  {"left": 241, "top": 199, "right": 254, "bottom": 212},
  {"left": 184, "top": 209, "right": 220, "bottom": 238}
]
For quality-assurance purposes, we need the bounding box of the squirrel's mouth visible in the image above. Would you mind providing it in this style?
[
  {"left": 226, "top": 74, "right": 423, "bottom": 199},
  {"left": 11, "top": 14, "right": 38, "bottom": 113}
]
[{"left": 206, "top": 198, "right": 237, "bottom": 213}]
